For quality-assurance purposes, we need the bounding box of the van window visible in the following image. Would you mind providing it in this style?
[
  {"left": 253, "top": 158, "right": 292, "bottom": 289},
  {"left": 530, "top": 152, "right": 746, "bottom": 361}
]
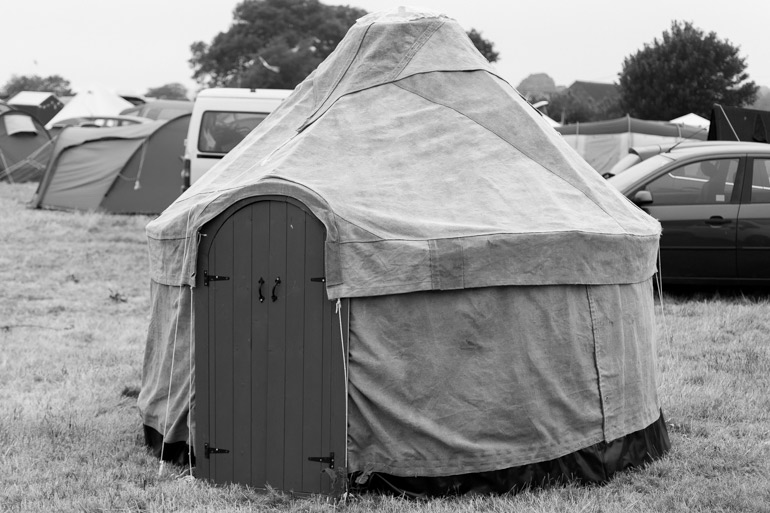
[{"left": 198, "top": 111, "right": 269, "bottom": 153}]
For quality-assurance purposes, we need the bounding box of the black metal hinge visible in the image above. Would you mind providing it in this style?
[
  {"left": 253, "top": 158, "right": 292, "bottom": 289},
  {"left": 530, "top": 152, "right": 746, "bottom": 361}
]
[
  {"left": 310, "top": 277, "right": 325, "bottom": 283},
  {"left": 308, "top": 451, "right": 334, "bottom": 469},
  {"left": 203, "top": 270, "right": 230, "bottom": 286},
  {"left": 204, "top": 443, "right": 230, "bottom": 458}
]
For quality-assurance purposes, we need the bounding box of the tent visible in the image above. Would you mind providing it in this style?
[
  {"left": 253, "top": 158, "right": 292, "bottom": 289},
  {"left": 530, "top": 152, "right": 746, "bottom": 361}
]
[
  {"left": 8, "top": 91, "right": 64, "bottom": 125},
  {"left": 45, "top": 88, "right": 134, "bottom": 129},
  {"left": 708, "top": 104, "right": 770, "bottom": 143},
  {"left": 556, "top": 115, "right": 707, "bottom": 175},
  {"left": 670, "top": 112, "right": 710, "bottom": 129},
  {"left": 120, "top": 99, "right": 193, "bottom": 120},
  {"left": 32, "top": 113, "right": 189, "bottom": 214},
  {"left": 138, "top": 8, "right": 669, "bottom": 496},
  {"left": 0, "top": 109, "right": 53, "bottom": 183}
]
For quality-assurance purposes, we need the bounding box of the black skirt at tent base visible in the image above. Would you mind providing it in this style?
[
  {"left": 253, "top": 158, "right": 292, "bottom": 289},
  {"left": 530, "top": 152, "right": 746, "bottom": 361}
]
[
  {"left": 143, "top": 425, "right": 194, "bottom": 467},
  {"left": 351, "top": 411, "right": 670, "bottom": 498}
]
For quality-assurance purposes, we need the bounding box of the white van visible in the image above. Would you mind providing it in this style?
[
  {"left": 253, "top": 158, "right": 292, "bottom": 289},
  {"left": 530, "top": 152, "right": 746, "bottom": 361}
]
[{"left": 183, "top": 88, "right": 292, "bottom": 187}]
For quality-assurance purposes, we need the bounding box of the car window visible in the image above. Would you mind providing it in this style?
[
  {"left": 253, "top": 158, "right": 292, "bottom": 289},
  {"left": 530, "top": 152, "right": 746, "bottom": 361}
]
[
  {"left": 198, "top": 111, "right": 269, "bottom": 153},
  {"left": 750, "top": 158, "right": 770, "bottom": 203},
  {"left": 642, "top": 158, "right": 739, "bottom": 206}
]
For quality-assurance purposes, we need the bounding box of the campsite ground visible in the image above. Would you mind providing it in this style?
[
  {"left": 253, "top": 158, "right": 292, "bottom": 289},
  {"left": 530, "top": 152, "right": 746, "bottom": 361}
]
[{"left": 1, "top": 181, "right": 769, "bottom": 512}]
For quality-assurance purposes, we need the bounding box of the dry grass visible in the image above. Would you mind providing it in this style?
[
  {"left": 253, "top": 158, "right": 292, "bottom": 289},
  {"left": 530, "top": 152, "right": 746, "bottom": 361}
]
[{"left": 1, "top": 181, "right": 770, "bottom": 512}]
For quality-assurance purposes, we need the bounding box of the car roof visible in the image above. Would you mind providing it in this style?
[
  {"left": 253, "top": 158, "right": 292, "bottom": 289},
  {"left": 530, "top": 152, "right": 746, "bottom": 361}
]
[
  {"left": 656, "top": 140, "right": 770, "bottom": 157},
  {"left": 608, "top": 140, "right": 770, "bottom": 194}
]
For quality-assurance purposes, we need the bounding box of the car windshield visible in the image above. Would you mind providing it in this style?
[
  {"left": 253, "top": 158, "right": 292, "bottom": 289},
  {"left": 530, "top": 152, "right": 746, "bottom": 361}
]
[{"left": 607, "top": 154, "right": 674, "bottom": 193}]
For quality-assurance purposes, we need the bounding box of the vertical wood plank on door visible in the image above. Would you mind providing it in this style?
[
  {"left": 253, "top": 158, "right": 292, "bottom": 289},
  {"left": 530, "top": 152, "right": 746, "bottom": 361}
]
[
  {"left": 283, "top": 204, "right": 307, "bottom": 491},
  {"left": 232, "top": 207, "right": 253, "bottom": 484},
  {"left": 302, "top": 213, "right": 326, "bottom": 492},
  {"left": 250, "top": 202, "right": 271, "bottom": 487},
  {"left": 266, "top": 201, "right": 287, "bottom": 488},
  {"left": 213, "top": 216, "right": 235, "bottom": 483}
]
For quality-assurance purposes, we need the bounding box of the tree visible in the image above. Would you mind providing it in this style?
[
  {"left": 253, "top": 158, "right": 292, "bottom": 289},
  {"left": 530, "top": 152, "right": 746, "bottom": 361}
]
[
  {"left": 189, "top": 0, "right": 366, "bottom": 89},
  {"left": 2, "top": 74, "right": 73, "bottom": 97},
  {"left": 190, "top": 0, "right": 501, "bottom": 89},
  {"left": 466, "top": 28, "right": 499, "bottom": 63},
  {"left": 618, "top": 21, "right": 758, "bottom": 120},
  {"left": 146, "top": 82, "right": 189, "bottom": 100}
]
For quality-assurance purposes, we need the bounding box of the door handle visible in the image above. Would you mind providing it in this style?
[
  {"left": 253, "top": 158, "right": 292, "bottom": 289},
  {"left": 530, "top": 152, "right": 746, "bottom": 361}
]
[
  {"left": 705, "top": 216, "right": 730, "bottom": 226},
  {"left": 258, "top": 277, "right": 265, "bottom": 303},
  {"left": 271, "top": 277, "right": 281, "bottom": 302}
]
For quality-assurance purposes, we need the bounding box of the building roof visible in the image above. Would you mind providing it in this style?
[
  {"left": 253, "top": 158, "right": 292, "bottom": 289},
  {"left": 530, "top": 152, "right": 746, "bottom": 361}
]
[{"left": 568, "top": 81, "right": 619, "bottom": 104}]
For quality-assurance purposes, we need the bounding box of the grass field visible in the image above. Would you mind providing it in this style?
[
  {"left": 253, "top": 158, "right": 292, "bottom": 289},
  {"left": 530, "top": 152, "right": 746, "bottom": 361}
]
[{"left": 1, "top": 181, "right": 769, "bottom": 512}]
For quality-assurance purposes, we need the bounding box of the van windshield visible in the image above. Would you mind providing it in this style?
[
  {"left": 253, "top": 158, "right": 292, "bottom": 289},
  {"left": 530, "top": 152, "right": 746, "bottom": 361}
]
[{"left": 198, "top": 111, "right": 269, "bottom": 153}]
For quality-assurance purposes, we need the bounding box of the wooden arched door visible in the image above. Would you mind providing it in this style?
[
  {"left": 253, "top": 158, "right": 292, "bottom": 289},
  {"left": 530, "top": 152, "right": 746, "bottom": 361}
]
[{"left": 194, "top": 197, "right": 348, "bottom": 495}]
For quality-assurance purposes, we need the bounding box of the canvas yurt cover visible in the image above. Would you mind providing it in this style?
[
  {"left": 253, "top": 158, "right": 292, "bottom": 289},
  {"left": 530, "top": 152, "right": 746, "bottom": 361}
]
[
  {"left": 556, "top": 115, "right": 707, "bottom": 175},
  {"left": 139, "top": 8, "right": 669, "bottom": 495},
  {"left": 0, "top": 109, "right": 53, "bottom": 183},
  {"left": 33, "top": 113, "right": 189, "bottom": 214}
]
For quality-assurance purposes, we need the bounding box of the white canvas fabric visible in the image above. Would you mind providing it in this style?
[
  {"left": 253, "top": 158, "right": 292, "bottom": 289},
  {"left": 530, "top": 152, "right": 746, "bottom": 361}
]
[
  {"left": 145, "top": 11, "right": 660, "bottom": 298},
  {"left": 140, "top": 8, "right": 663, "bottom": 477}
]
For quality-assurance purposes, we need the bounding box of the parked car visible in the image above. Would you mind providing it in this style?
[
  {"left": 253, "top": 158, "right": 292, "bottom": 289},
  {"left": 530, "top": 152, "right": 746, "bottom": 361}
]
[
  {"left": 608, "top": 141, "right": 770, "bottom": 285},
  {"left": 604, "top": 140, "right": 737, "bottom": 178}
]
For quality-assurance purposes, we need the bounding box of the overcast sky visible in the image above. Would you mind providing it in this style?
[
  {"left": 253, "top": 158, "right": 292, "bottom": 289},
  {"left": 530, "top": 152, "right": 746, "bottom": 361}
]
[{"left": 2, "top": 0, "right": 768, "bottom": 97}]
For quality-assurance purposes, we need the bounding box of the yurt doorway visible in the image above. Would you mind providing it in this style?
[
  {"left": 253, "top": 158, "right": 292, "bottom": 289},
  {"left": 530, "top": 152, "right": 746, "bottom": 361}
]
[{"left": 194, "top": 197, "right": 348, "bottom": 495}]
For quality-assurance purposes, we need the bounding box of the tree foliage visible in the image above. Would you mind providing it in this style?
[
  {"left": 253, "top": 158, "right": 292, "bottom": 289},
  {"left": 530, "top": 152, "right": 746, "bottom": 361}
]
[
  {"left": 189, "top": 0, "right": 501, "bottom": 89},
  {"left": 467, "top": 28, "right": 498, "bottom": 63},
  {"left": 618, "top": 20, "right": 758, "bottom": 119},
  {"left": 189, "top": 0, "right": 366, "bottom": 89},
  {"left": 2, "top": 74, "right": 73, "bottom": 97},
  {"left": 145, "top": 82, "right": 189, "bottom": 100}
]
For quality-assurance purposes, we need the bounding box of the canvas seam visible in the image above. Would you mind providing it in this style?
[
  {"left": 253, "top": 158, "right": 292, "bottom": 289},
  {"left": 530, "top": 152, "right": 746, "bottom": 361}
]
[
  {"left": 585, "top": 285, "right": 608, "bottom": 441},
  {"left": 387, "top": 19, "right": 445, "bottom": 81}
]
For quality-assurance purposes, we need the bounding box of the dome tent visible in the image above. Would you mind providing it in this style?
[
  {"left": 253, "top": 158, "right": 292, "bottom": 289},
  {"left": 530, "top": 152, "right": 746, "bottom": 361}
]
[
  {"left": 139, "top": 8, "right": 669, "bottom": 496},
  {"left": 32, "top": 113, "right": 190, "bottom": 214}
]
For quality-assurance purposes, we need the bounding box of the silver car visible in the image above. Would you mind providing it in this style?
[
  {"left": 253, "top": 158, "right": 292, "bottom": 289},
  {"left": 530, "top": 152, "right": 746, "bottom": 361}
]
[{"left": 608, "top": 141, "right": 770, "bottom": 285}]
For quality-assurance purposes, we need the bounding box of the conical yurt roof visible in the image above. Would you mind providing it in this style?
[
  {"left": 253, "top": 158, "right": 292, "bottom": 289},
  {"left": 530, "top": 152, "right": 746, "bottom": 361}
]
[{"left": 146, "top": 8, "right": 660, "bottom": 298}]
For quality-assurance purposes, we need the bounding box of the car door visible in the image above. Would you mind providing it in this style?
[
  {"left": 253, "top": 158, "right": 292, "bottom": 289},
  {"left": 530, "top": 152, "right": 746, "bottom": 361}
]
[
  {"left": 737, "top": 157, "right": 770, "bottom": 280},
  {"left": 637, "top": 157, "right": 743, "bottom": 281}
]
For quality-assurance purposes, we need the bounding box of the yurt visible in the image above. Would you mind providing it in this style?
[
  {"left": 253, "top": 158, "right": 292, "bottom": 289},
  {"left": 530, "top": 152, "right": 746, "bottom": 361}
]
[
  {"left": 139, "top": 8, "right": 669, "bottom": 497},
  {"left": 0, "top": 109, "right": 53, "bottom": 183},
  {"left": 33, "top": 113, "right": 189, "bottom": 214}
]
